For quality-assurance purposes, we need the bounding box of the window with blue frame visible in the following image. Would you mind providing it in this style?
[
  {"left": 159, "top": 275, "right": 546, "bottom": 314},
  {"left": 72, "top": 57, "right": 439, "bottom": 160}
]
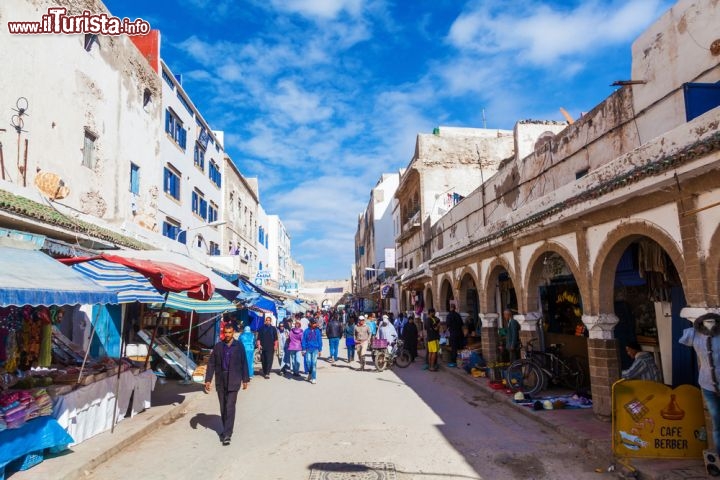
[
  {"left": 176, "top": 91, "right": 194, "bottom": 116},
  {"left": 162, "top": 219, "right": 185, "bottom": 243},
  {"left": 129, "top": 163, "right": 140, "bottom": 195},
  {"left": 164, "top": 109, "right": 186, "bottom": 149},
  {"left": 258, "top": 226, "right": 265, "bottom": 245},
  {"left": 209, "top": 160, "right": 221, "bottom": 187},
  {"left": 194, "top": 142, "right": 205, "bottom": 171},
  {"left": 163, "top": 166, "right": 180, "bottom": 200},
  {"left": 162, "top": 70, "right": 175, "bottom": 89},
  {"left": 191, "top": 189, "right": 207, "bottom": 219},
  {"left": 208, "top": 202, "right": 218, "bottom": 223},
  {"left": 209, "top": 241, "right": 220, "bottom": 256}
]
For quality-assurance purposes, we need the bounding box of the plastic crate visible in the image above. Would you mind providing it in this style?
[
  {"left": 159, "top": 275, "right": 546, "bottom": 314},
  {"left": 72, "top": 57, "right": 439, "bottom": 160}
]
[{"left": 371, "top": 338, "right": 388, "bottom": 349}]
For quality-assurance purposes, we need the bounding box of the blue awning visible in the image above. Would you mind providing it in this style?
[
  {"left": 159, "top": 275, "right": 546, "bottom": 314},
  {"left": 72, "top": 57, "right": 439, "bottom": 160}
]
[
  {"left": 69, "top": 259, "right": 166, "bottom": 304},
  {"left": 0, "top": 247, "right": 117, "bottom": 307}
]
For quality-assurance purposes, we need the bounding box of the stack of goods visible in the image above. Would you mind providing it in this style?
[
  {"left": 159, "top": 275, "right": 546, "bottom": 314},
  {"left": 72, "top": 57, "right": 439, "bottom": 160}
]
[
  {"left": 0, "top": 388, "right": 55, "bottom": 430},
  {"left": 31, "top": 389, "right": 53, "bottom": 417},
  {"left": 0, "top": 391, "right": 27, "bottom": 429}
]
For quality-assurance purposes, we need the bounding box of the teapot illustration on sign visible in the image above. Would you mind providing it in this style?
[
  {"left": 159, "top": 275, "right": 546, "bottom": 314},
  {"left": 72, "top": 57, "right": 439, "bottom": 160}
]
[{"left": 660, "top": 394, "right": 685, "bottom": 421}]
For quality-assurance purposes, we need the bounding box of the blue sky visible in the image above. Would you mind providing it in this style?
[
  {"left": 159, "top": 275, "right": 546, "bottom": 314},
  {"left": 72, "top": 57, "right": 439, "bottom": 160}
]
[{"left": 104, "top": 0, "right": 671, "bottom": 281}]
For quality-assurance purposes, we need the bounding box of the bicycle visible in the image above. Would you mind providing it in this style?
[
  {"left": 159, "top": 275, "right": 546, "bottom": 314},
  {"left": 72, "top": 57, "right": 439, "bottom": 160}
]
[
  {"left": 373, "top": 338, "right": 412, "bottom": 372},
  {"left": 505, "top": 339, "right": 586, "bottom": 396}
]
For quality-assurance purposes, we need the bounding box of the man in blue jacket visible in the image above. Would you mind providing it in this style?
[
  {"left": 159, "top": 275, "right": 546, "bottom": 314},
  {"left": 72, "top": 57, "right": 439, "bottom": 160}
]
[
  {"left": 205, "top": 323, "right": 250, "bottom": 445},
  {"left": 302, "top": 318, "right": 323, "bottom": 384}
]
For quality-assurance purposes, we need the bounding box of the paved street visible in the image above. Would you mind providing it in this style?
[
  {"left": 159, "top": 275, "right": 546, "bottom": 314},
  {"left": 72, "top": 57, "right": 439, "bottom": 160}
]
[{"left": 85, "top": 348, "right": 611, "bottom": 480}]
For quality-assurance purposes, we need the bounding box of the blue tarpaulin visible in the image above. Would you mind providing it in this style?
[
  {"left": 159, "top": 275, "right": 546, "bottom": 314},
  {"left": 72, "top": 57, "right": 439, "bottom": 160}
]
[{"left": 0, "top": 246, "right": 117, "bottom": 307}]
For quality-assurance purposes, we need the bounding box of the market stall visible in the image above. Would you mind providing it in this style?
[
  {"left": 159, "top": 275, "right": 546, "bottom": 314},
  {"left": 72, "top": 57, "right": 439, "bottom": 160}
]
[{"left": 0, "top": 245, "right": 118, "bottom": 474}]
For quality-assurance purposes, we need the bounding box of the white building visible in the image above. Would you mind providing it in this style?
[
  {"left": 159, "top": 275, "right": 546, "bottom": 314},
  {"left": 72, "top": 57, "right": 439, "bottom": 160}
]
[
  {"left": 210, "top": 154, "right": 259, "bottom": 278},
  {"left": 266, "top": 214, "right": 291, "bottom": 289},
  {"left": 256, "top": 204, "right": 270, "bottom": 277},
  {"left": 0, "top": 0, "right": 161, "bottom": 251},
  {"left": 157, "top": 60, "right": 224, "bottom": 257},
  {"left": 354, "top": 172, "right": 402, "bottom": 314}
]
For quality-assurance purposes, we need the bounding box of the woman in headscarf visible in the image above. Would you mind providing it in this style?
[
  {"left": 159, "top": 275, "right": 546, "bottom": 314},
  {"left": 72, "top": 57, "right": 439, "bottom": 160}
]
[{"left": 239, "top": 326, "right": 255, "bottom": 379}]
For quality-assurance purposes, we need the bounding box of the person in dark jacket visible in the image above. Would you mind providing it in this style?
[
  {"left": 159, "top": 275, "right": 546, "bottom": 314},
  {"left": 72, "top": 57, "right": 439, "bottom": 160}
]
[
  {"left": 402, "top": 314, "right": 419, "bottom": 362},
  {"left": 204, "top": 323, "right": 250, "bottom": 445},
  {"left": 325, "top": 315, "right": 343, "bottom": 362},
  {"left": 256, "top": 316, "right": 278, "bottom": 378},
  {"left": 446, "top": 304, "right": 465, "bottom": 368},
  {"left": 302, "top": 318, "right": 323, "bottom": 384}
]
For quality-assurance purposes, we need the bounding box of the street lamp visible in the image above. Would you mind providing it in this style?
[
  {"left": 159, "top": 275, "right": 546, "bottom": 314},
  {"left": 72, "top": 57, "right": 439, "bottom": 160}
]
[{"left": 176, "top": 220, "right": 227, "bottom": 255}]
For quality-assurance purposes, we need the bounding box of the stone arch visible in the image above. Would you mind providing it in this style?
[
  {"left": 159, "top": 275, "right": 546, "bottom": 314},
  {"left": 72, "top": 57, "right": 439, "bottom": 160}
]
[
  {"left": 524, "top": 242, "right": 587, "bottom": 315},
  {"left": 457, "top": 269, "right": 479, "bottom": 312},
  {"left": 482, "top": 257, "right": 517, "bottom": 314},
  {"left": 424, "top": 285, "right": 434, "bottom": 312},
  {"left": 439, "top": 277, "right": 454, "bottom": 311},
  {"left": 593, "top": 221, "right": 688, "bottom": 315},
  {"left": 707, "top": 224, "right": 720, "bottom": 307}
]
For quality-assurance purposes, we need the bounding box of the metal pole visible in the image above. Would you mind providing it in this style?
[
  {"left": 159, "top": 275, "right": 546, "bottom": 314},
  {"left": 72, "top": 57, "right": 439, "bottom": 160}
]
[
  {"left": 179, "top": 310, "right": 194, "bottom": 384},
  {"left": 111, "top": 306, "right": 128, "bottom": 433},
  {"left": 143, "top": 292, "right": 169, "bottom": 370}
]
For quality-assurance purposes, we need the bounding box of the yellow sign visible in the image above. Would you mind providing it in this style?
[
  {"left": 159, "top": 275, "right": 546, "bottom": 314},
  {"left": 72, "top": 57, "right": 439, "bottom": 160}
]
[{"left": 612, "top": 380, "right": 707, "bottom": 458}]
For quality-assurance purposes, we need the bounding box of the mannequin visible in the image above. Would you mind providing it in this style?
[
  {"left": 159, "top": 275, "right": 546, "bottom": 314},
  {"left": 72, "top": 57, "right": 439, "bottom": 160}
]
[{"left": 679, "top": 312, "right": 720, "bottom": 453}]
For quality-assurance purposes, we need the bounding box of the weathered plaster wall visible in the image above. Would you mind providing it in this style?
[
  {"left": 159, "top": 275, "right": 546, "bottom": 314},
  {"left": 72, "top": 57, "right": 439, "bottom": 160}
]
[
  {"left": 631, "top": 0, "right": 720, "bottom": 142},
  {"left": 0, "top": 0, "right": 161, "bottom": 229}
]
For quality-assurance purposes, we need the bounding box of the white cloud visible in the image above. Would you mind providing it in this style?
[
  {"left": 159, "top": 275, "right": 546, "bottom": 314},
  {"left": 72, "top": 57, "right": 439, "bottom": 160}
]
[
  {"left": 447, "top": 0, "right": 667, "bottom": 64},
  {"left": 269, "top": 0, "right": 364, "bottom": 20},
  {"left": 268, "top": 79, "right": 334, "bottom": 124}
]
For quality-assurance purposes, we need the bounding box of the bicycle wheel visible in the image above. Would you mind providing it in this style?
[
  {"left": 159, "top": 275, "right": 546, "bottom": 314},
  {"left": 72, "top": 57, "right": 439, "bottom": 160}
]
[
  {"left": 560, "top": 356, "right": 586, "bottom": 391},
  {"left": 506, "top": 360, "right": 545, "bottom": 396},
  {"left": 374, "top": 352, "right": 388, "bottom": 371},
  {"left": 395, "top": 349, "right": 411, "bottom": 368},
  {"left": 254, "top": 349, "right": 261, "bottom": 365}
]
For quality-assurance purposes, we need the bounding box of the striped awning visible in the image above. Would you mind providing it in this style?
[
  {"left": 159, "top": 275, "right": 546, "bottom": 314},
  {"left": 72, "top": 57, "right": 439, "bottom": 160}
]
[
  {"left": 162, "top": 291, "right": 238, "bottom": 313},
  {"left": 69, "top": 259, "right": 166, "bottom": 304},
  {"left": 0, "top": 246, "right": 117, "bottom": 307}
]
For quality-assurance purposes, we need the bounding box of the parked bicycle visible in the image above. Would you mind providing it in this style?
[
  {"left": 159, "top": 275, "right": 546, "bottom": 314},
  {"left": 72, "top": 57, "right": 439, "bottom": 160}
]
[
  {"left": 505, "top": 339, "right": 586, "bottom": 396},
  {"left": 372, "top": 338, "right": 412, "bottom": 372}
]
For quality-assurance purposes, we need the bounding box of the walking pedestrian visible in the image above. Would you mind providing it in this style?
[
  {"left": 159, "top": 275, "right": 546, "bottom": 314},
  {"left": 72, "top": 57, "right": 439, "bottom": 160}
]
[
  {"left": 402, "top": 313, "right": 419, "bottom": 361},
  {"left": 424, "top": 308, "right": 440, "bottom": 372},
  {"left": 325, "top": 314, "right": 343, "bottom": 362},
  {"left": 354, "top": 315, "right": 371, "bottom": 371},
  {"left": 277, "top": 321, "right": 290, "bottom": 374},
  {"left": 204, "top": 323, "right": 250, "bottom": 446},
  {"left": 446, "top": 304, "right": 465, "bottom": 368},
  {"left": 287, "top": 319, "right": 304, "bottom": 376},
  {"left": 302, "top": 318, "right": 323, "bottom": 384},
  {"left": 239, "top": 326, "right": 255, "bottom": 379},
  {"left": 256, "top": 316, "right": 278, "bottom": 378},
  {"left": 344, "top": 316, "right": 356, "bottom": 362}
]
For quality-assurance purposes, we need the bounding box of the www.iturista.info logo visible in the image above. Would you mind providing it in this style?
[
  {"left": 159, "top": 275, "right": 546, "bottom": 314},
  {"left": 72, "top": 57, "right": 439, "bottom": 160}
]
[{"left": 7, "top": 8, "right": 150, "bottom": 35}]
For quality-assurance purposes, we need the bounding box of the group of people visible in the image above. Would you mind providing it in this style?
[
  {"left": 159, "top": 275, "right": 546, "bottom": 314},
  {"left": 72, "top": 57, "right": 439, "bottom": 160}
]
[{"left": 202, "top": 307, "right": 453, "bottom": 445}]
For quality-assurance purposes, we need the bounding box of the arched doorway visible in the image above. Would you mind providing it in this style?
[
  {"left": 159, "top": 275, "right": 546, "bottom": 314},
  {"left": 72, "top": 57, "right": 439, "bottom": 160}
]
[
  {"left": 603, "top": 236, "right": 689, "bottom": 386},
  {"left": 440, "top": 278, "right": 454, "bottom": 312},
  {"left": 528, "top": 250, "right": 589, "bottom": 373},
  {"left": 458, "top": 273, "right": 480, "bottom": 336}
]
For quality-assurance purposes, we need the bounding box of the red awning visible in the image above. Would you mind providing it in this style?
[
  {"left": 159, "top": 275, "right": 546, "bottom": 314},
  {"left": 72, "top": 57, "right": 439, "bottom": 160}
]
[{"left": 61, "top": 253, "right": 214, "bottom": 301}]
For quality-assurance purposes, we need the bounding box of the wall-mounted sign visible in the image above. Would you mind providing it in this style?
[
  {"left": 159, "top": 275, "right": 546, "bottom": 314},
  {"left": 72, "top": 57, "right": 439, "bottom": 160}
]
[
  {"left": 255, "top": 271, "right": 272, "bottom": 279},
  {"left": 612, "top": 380, "right": 706, "bottom": 459}
]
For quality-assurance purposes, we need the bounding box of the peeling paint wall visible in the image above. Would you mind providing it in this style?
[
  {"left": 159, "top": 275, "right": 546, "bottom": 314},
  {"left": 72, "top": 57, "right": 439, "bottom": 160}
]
[
  {"left": 0, "top": 0, "right": 162, "bottom": 230},
  {"left": 632, "top": 0, "right": 720, "bottom": 141}
]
